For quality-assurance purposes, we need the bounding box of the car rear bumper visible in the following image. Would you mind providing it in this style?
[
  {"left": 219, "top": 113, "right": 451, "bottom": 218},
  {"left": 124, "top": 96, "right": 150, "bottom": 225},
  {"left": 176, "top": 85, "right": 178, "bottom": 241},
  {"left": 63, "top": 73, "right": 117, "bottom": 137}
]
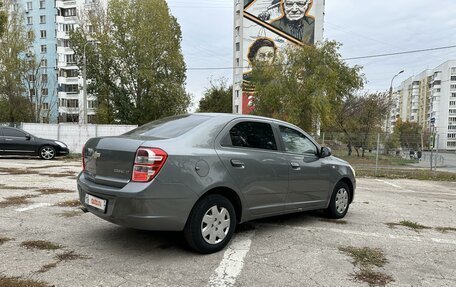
[{"left": 77, "top": 173, "right": 197, "bottom": 231}]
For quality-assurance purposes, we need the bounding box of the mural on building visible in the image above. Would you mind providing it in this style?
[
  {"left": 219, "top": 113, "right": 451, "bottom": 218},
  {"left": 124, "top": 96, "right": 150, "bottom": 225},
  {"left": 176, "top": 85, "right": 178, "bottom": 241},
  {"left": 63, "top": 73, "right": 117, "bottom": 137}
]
[{"left": 240, "top": 0, "right": 317, "bottom": 113}]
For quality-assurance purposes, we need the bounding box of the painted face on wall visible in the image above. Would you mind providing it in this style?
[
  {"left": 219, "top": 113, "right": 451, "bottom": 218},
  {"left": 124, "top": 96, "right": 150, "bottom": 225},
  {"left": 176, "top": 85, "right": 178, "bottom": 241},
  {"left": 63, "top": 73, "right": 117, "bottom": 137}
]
[
  {"left": 254, "top": 46, "right": 275, "bottom": 64},
  {"left": 283, "top": 0, "right": 310, "bottom": 21}
]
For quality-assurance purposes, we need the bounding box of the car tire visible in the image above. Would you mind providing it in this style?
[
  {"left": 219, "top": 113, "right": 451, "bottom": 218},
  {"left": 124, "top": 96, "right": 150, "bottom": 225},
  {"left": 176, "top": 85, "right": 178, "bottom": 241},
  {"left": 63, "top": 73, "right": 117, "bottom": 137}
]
[
  {"left": 326, "top": 181, "right": 351, "bottom": 219},
  {"left": 184, "top": 194, "right": 236, "bottom": 254},
  {"left": 39, "top": 146, "right": 56, "bottom": 160}
]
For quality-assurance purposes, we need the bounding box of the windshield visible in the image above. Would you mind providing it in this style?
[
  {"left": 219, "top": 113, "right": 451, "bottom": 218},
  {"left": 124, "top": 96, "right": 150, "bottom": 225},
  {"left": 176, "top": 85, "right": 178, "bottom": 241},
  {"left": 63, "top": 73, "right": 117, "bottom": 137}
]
[{"left": 123, "top": 114, "right": 212, "bottom": 138}]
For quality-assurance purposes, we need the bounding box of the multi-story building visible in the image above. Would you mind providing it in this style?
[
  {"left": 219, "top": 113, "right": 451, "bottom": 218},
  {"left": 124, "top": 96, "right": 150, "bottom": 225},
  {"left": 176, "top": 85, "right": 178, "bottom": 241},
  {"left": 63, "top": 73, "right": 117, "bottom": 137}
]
[
  {"left": 391, "top": 60, "right": 456, "bottom": 150},
  {"left": 17, "top": 0, "right": 98, "bottom": 123}
]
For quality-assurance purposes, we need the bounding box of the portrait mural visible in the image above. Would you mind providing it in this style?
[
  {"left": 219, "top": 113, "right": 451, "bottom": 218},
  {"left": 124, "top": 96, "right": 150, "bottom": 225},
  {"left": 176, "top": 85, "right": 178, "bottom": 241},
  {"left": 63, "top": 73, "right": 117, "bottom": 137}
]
[{"left": 240, "top": 0, "right": 319, "bottom": 114}]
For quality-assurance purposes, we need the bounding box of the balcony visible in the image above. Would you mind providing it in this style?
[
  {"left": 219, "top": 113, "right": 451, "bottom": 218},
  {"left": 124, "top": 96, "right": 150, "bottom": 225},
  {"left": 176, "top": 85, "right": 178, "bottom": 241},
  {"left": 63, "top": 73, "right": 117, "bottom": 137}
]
[
  {"left": 57, "top": 46, "right": 74, "bottom": 55},
  {"left": 58, "top": 91, "right": 80, "bottom": 99},
  {"left": 58, "top": 76, "right": 79, "bottom": 85},
  {"left": 56, "top": 0, "right": 77, "bottom": 9}
]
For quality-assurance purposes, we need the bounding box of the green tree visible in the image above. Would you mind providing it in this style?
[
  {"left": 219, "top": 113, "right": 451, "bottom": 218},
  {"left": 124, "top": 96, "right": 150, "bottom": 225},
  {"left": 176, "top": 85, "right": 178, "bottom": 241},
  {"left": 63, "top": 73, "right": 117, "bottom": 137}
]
[
  {"left": 70, "top": 0, "right": 190, "bottom": 125},
  {"left": 249, "top": 41, "right": 364, "bottom": 133},
  {"left": 0, "top": 0, "right": 34, "bottom": 123},
  {"left": 335, "top": 92, "right": 392, "bottom": 157},
  {"left": 198, "top": 78, "right": 232, "bottom": 113},
  {"left": 393, "top": 119, "right": 423, "bottom": 150},
  {"left": 0, "top": 1, "right": 7, "bottom": 36}
]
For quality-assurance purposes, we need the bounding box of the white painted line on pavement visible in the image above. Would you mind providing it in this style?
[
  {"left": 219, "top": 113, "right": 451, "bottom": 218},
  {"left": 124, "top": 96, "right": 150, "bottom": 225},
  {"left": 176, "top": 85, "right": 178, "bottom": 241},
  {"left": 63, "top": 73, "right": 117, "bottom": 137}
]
[
  {"left": 262, "top": 224, "right": 456, "bottom": 246},
  {"left": 208, "top": 230, "right": 255, "bottom": 287},
  {"left": 375, "top": 179, "right": 403, "bottom": 189},
  {"left": 15, "top": 203, "right": 52, "bottom": 212}
]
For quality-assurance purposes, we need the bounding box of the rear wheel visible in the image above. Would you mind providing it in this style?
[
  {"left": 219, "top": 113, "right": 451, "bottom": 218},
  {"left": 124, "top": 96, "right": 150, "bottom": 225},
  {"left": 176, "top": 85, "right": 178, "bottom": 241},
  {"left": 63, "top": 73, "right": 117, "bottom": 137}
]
[
  {"left": 39, "top": 146, "right": 56, "bottom": 160},
  {"left": 184, "top": 194, "right": 236, "bottom": 254},
  {"left": 326, "top": 182, "right": 350, "bottom": 219}
]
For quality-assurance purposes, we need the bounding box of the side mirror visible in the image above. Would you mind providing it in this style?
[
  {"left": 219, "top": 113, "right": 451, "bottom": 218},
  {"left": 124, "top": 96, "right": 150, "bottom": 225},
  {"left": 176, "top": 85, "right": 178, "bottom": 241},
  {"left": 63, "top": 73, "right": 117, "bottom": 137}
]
[
  {"left": 321, "top": 147, "right": 332, "bottom": 158},
  {"left": 25, "top": 134, "right": 31, "bottom": 140}
]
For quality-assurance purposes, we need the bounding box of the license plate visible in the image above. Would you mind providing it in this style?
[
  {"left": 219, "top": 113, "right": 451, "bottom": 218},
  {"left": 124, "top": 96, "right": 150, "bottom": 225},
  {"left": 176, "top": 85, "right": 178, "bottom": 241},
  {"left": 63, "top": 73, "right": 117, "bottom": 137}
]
[{"left": 85, "top": 194, "right": 107, "bottom": 212}]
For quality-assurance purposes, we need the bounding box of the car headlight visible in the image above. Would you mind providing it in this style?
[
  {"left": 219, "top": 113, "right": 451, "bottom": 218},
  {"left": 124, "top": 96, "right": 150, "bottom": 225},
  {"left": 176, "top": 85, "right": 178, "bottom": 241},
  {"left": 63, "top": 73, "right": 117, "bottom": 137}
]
[
  {"left": 349, "top": 165, "right": 356, "bottom": 177},
  {"left": 55, "top": 141, "right": 67, "bottom": 148}
]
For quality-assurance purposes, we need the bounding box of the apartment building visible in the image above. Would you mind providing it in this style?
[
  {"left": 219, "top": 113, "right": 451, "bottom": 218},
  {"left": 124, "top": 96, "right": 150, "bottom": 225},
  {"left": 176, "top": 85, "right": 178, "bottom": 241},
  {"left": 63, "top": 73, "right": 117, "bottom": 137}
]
[
  {"left": 17, "top": 0, "right": 98, "bottom": 123},
  {"left": 391, "top": 60, "right": 456, "bottom": 150}
]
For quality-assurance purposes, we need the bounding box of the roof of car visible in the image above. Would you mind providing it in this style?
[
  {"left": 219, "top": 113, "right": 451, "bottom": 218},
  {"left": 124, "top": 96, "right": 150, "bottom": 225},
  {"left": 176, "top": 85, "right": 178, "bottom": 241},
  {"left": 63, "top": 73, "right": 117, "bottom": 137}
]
[{"left": 192, "top": 113, "right": 299, "bottom": 128}]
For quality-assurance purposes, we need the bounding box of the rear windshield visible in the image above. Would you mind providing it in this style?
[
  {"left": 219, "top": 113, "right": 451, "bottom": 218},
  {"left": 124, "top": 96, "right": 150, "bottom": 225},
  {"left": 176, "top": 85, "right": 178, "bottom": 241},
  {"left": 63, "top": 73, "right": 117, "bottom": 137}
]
[{"left": 123, "top": 114, "right": 211, "bottom": 138}]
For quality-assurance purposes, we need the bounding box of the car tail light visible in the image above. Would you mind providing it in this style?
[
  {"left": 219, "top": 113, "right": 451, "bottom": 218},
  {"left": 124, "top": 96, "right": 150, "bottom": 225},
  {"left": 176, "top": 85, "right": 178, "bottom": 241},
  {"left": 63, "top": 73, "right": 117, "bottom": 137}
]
[
  {"left": 132, "top": 147, "right": 168, "bottom": 182},
  {"left": 82, "top": 145, "right": 86, "bottom": 171}
]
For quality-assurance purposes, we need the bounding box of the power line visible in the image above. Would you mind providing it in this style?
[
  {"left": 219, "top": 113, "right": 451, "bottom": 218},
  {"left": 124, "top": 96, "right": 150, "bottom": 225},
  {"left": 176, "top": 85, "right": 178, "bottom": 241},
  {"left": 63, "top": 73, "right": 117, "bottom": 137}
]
[
  {"left": 344, "top": 45, "right": 456, "bottom": 61},
  {"left": 186, "top": 44, "right": 456, "bottom": 71}
]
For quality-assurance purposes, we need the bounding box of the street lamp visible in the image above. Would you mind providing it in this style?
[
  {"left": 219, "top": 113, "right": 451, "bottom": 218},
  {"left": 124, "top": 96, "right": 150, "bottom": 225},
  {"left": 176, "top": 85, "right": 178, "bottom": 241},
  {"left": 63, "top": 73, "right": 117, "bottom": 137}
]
[
  {"left": 387, "top": 70, "right": 404, "bottom": 133},
  {"left": 82, "top": 40, "right": 99, "bottom": 125}
]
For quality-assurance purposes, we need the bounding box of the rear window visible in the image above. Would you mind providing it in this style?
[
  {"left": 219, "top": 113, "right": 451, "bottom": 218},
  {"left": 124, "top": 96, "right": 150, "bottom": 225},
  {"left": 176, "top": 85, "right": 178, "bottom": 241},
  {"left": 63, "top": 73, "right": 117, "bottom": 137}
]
[{"left": 123, "top": 115, "right": 211, "bottom": 138}]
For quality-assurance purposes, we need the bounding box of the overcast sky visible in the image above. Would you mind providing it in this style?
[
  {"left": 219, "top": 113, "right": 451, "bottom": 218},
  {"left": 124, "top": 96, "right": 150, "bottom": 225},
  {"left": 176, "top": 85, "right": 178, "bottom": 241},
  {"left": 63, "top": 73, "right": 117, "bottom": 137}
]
[{"left": 168, "top": 0, "right": 456, "bottom": 109}]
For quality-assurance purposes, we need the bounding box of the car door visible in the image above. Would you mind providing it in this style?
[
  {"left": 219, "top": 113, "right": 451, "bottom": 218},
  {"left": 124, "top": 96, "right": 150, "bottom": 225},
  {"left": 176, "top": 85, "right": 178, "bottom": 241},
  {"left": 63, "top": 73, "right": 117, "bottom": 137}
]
[
  {"left": 2, "top": 127, "right": 36, "bottom": 155},
  {"left": 215, "top": 119, "right": 289, "bottom": 217},
  {"left": 278, "top": 125, "right": 329, "bottom": 211}
]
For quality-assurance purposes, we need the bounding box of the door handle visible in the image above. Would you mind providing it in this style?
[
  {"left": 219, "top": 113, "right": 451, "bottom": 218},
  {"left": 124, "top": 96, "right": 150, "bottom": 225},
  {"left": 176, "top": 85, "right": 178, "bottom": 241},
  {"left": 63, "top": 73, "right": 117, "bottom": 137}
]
[
  {"left": 230, "top": 159, "right": 245, "bottom": 168},
  {"left": 4, "top": 138, "right": 13, "bottom": 141},
  {"left": 290, "top": 162, "right": 301, "bottom": 170}
]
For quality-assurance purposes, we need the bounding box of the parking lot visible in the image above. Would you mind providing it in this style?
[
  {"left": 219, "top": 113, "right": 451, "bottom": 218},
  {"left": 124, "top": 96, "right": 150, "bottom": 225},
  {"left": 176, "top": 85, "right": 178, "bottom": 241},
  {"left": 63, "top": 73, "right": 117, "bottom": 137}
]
[{"left": 1, "top": 158, "right": 456, "bottom": 287}]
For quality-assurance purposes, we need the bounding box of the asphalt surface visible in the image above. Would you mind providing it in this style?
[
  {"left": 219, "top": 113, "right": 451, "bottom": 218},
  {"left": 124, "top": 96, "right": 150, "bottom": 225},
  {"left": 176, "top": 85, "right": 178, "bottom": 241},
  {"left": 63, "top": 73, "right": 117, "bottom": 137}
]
[{"left": 0, "top": 158, "right": 455, "bottom": 286}]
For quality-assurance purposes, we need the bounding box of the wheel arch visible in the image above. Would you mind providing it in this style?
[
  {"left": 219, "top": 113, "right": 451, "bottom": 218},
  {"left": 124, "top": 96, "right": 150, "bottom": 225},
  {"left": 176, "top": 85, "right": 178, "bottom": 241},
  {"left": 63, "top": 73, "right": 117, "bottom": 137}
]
[
  {"left": 338, "top": 177, "right": 354, "bottom": 204},
  {"left": 196, "top": 186, "right": 243, "bottom": 224}
]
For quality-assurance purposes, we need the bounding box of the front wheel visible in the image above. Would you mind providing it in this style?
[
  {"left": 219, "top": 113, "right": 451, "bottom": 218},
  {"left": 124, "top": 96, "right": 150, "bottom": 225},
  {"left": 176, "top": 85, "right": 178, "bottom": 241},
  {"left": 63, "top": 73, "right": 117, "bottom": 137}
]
[
  {"left": 39, "top": 146, "right": 56, "bottom": 160},
  {"left": 184, "top": 194, "right": 236, "bottom": 254},
  {"left": 326, "top": 182, "right": 351, "bottom": 219}
]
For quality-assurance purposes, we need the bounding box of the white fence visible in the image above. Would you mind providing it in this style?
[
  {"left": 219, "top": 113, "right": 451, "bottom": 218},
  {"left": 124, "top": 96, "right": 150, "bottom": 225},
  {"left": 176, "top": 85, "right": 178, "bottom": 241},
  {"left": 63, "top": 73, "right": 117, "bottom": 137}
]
[{"left": 22, "top": 123, "right": 138, "bottom": 153}]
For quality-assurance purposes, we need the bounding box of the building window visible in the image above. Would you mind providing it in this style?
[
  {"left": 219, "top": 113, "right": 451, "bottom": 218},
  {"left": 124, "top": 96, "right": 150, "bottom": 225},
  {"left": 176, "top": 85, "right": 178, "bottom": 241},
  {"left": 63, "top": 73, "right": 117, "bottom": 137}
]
[
  {"left": 436, "top": 88, "right": 441, "bottom": 92},
  {"left": 451, "top": 76, "right": 456, "bottom": 81},
  {"left": 40, "top": 58, "right": 47, "bottom": 67},
  {"left": 40, "top": 30, "right": 46, "bottom": 38},
  {"left": 87, "top": 115, "right": 96, "bottom": 123},
  {"left": 449, "top": 117, "right": 456, "bottom": 122},
  {"left": 235, "top": 90, "right": 239, "bottom": 98},
  {"left": 65, "top": 54, "right": 75, "bottom": 64},
  {"left": 235, "top": 26, "right": 240, "bottom": 36},
  {"left": 41, "top": 88, "right": 48, "bottom": 96},
  {"left": 450, "top": 109, "right": 456, "bottom": 114},
  {"left": 88, "top": 100, "right": 97, "bottom": 109},
  {"left": 63, "top": 8, "right": 77, "bottom": 17},
  {"left": 27, "top": 16, "right": 33, "bottom": 25},
  {"left": 235, "top": 42, "right": 240, "bottom": 52},
  {"left": 39, "top": 0, "right": 45, "bottom": 9},
  {"left": 451, "top": 84, "right": 456, "bottom": 91},
  {"left": 41, "top": 103, "right": 49, "bottom": 110},
  {"left": 42, "top": 74, "right": 48, "bottom": 82},
  {"left": 451, "top": 67, "right": 456, "bottom": 75},
  {"left": 26, "top": 2, "right": 32, "bottom": 10},
  {"left": 235, "top": 105, "right": 239, "bottom": 113},
  {"left": 448, "top": 142, "right": 456, "bottom": 147},
  {"left": 236, "top": 58, "right": 240, "bottom": 67},
  {"left": 40, "top": 45, "right": 47, "bottom": 53},
  {"left": 40, "top": 15, "right": 46, "bottom": 24},
  {"left": 67, "top": 99, "right": 79, "bottom": 108},
  {"left": 28, "top": 74, "right": 35, "bottom": 82}
]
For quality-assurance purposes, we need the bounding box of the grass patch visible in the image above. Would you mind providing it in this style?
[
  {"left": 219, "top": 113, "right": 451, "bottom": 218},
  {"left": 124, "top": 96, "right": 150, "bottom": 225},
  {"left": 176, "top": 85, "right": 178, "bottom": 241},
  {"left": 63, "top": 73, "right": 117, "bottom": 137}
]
[
  {"left": 0, "top": 276, "right": 52, "bottom": 287},
  {"left": 320, "top": 218, "right": 348, "bottom": 225},
  {"left": 0, "top": 167, "right": 40, "bottom": 175},
  {"left": 386, "top": 220, "right": 431, "bottom": 232},
  {"left": 37, "top": 262, "right": 58, "bottom": 273},
  {"left": 435, "top": 227, "right": 456, "bottom": 234},
  {"left": 21, "top": 240, "right": 62, "bottom": 250},
  {"left": 37, "top": 250, "right": 88, "bottom": 273},
  {"left": 0, "top": 195, "right": 39, "bottom": 208},
  {"left": 55, "top": 200, "right": 81, "bottom": 208},
  {"left": 339, "top": 246, "right": 387, "bottom": 268},
  {"left": 356, "top": 168, "right": 456, "bottom": 181},
  {"left": 0, "top": 236, "right": 12, "bottom": 245},
  {"left": 332, "top": 149, "right": 416, "bottom": 166},
  {"left": 353, "top": 269, "right": 394, "bottom": 287},
  {"left": 38, "top": 188, "right": 74, "bottom": 195},
  {"left": 40, "top": 172, "right": 77, "bottom": 178},
  {"left": 58, "top": 210, "right": 82, "bottom": 218},
  {"left": 56, "top": 250, "right": 87, "bottom": 261}
]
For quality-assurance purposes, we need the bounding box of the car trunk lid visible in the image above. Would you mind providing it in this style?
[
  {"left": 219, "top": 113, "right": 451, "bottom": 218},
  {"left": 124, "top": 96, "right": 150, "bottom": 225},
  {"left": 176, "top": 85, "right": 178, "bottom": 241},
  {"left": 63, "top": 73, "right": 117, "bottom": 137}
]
[{"left": 83, "top": 136, "right": 146, "bottom": 188}]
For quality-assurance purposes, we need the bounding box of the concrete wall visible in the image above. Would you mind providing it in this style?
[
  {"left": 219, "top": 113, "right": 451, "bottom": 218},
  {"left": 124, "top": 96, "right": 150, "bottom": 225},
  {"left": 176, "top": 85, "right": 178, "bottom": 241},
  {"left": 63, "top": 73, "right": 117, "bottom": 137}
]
[{"left": 21, "top": 123, "right": 137, "bottom": 153}]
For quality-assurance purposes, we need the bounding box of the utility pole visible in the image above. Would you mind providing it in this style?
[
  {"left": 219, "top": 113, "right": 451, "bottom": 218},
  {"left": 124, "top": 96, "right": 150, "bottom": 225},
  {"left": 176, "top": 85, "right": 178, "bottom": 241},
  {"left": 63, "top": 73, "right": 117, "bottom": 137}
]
[{"left": 387, "top": 70, "right": 404, "bottom": 133}]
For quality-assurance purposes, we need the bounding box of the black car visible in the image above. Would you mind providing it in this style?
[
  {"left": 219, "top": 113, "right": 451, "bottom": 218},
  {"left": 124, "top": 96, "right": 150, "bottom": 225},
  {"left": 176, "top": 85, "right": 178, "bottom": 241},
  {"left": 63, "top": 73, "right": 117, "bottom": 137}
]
[{"left": 0, "top": 126, "right": 69, "bottom": 160}]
